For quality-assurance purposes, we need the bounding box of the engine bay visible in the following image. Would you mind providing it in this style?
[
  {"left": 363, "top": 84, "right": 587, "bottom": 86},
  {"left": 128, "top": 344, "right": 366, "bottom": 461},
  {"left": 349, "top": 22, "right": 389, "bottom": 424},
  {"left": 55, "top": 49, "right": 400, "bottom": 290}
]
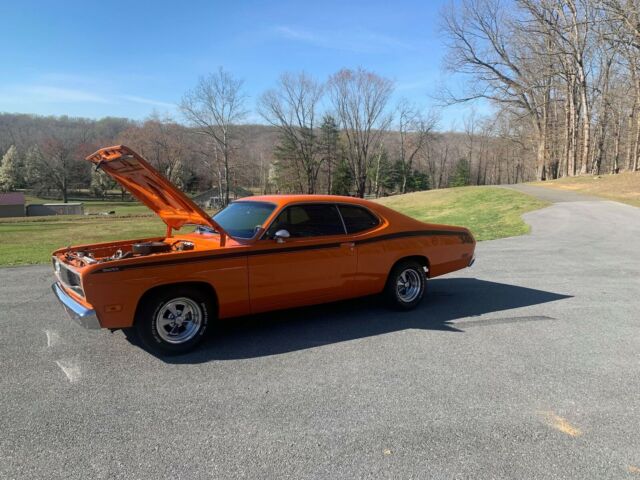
[{"left": 61, "top": 239, "right": 195, "bottom": 267}]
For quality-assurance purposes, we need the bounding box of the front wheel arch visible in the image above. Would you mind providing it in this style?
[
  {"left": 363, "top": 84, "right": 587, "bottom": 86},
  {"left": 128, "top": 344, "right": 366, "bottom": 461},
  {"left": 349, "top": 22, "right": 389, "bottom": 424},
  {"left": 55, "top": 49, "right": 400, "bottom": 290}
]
[{"left": 134, "top": 281, "right": 218, "bottom": 327}]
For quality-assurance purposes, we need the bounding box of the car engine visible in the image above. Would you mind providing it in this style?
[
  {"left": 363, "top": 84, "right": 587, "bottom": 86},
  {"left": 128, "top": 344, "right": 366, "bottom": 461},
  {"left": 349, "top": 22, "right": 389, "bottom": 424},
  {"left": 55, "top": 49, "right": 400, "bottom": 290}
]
[{"left": 61, "top": 240, "right": 195, "bottom": 267}]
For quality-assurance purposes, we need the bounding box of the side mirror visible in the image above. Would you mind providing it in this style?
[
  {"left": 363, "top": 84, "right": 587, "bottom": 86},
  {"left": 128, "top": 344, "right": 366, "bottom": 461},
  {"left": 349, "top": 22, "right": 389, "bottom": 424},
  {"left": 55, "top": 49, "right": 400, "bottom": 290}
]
[{"left": 274, "top": 229, "right": 290, "bottom": 244}]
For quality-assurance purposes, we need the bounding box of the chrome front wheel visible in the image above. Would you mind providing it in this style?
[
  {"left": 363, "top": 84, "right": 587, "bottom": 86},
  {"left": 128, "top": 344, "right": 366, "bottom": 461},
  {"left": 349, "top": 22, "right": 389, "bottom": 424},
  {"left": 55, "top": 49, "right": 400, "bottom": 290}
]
[
  {"left": 155, "top": 297, "right": 203, "bottom": 344},
  {"left": 135, "top": 287, "right": 212, "bottom": 355}
]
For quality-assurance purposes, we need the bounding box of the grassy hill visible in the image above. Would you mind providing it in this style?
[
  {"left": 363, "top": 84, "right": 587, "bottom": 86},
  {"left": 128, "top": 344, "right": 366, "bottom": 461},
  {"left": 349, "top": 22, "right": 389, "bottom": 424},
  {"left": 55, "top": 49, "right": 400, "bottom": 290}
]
[
  {"left": 531, "top": 171, "right": 640, "bottom": 207},
  {"left": 376, "top": 186, "right": 549, "bottom": 241},
  {"left": 0, "top": 186, "right": 548, "bottom": 266}
]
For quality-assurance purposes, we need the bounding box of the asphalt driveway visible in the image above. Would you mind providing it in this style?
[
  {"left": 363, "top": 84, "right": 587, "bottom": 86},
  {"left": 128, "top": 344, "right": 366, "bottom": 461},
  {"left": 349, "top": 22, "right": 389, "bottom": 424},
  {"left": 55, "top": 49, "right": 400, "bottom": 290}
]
[{"left": 1, "top": 189, "right": 639, "bottom": 479}]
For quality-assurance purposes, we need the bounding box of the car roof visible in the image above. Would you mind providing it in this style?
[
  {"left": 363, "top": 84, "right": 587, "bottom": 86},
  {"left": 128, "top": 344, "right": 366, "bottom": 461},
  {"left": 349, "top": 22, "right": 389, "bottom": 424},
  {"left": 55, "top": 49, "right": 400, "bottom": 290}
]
[{"left": 236, "top": 194, "right": 374, "bottom": 208}]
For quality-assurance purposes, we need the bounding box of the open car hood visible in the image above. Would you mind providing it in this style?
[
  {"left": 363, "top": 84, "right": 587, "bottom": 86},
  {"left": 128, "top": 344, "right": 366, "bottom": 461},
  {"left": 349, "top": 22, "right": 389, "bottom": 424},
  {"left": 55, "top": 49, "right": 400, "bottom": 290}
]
[{"left": 86, "top": 145, "right": 228, "bottom": 241}]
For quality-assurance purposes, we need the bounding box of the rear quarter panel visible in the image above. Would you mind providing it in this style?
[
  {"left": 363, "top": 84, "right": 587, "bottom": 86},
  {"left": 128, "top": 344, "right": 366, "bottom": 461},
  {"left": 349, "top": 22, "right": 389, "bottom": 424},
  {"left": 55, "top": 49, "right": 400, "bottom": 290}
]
[{"left": 363, "top": 202, "right": 475, "bottom": 289}]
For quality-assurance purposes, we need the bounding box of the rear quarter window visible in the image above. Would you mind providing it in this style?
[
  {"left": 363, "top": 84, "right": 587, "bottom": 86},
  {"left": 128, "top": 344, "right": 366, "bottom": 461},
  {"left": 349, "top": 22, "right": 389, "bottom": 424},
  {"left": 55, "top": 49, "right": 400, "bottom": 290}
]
[{"left": 338, "top": 205, "right": 380, "bottom": 234}]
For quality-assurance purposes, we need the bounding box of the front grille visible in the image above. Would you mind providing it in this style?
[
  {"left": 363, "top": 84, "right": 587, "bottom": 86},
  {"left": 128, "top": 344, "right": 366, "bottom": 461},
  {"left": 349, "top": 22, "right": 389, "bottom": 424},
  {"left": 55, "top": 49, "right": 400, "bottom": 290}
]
[{"left": 53, "top": 258, "right": 84, "bottom": 297}]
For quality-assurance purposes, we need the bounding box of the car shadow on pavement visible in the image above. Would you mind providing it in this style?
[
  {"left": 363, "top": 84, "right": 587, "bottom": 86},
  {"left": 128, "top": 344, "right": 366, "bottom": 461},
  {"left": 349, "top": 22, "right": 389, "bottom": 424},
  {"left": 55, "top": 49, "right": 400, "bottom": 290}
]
[{"left": 152, "top": 277, "right": 571, "bottom": 363}]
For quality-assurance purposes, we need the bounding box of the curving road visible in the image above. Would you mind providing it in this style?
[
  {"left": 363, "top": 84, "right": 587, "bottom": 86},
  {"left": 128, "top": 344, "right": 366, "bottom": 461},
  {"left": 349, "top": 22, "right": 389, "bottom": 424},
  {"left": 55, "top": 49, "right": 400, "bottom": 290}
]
[{"left": 1, "top": 187, "right": 639, "bottom": 479}]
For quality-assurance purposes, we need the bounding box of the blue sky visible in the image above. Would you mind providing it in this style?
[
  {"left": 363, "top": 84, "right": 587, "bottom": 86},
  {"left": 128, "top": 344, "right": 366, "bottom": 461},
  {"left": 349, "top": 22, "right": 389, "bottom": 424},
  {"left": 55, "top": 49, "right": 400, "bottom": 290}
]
[{"left": 0, "top": 0, "right": 476, "bottom": 129}]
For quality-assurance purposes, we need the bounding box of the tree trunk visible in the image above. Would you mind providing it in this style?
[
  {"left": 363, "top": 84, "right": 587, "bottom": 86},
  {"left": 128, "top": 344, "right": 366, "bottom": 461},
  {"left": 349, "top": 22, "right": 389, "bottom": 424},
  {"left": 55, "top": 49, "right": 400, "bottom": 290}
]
[
  {"left": 357, "top": 175, "right": 366, "bottom": 198},
  {"left": 61, "top": 178, "right": 68, "bottom": 203},
  {"left": 535, "top": 110, "right": 547, "bottom": 181},
  {"left": 635, "top": 113, "right": 640, "bottom": 171},
  {"left": 326, "top": 155, "right": 332, "bottom": 195},
  {"left": 612, "top": 113, "right": 621, "bottom": 174},
  {"left": 374, "top": 152, "right": 382, "bottom": 198},
  {"left": 626, "top": 109, "right": 635, "bottom": 170},
  {"left": 564, "top": 82, "right": 577, "bottom": 177},
  {"left": 223, "top": 149, "right": 230, "bottom": 206},
  {"left": 536, "top": 136, "right": 547, "bottom": 181},
  {"left": 579, "top": 86, "right": 591, "bottom": 175}
]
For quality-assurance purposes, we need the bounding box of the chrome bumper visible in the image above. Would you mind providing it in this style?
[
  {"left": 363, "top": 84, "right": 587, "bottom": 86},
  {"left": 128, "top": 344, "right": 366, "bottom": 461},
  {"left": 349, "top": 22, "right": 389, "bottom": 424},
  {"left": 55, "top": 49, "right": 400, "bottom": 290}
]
[{"left": 51, "top": 282, "right": 101, "bottom": 329}]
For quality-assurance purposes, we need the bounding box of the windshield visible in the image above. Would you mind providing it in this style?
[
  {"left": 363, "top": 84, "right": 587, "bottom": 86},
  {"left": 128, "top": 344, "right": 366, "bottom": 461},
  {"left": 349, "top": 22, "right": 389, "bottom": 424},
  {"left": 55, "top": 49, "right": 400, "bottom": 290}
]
[{"left": 212, "top": 201, "right": 276, "bottom": 239}]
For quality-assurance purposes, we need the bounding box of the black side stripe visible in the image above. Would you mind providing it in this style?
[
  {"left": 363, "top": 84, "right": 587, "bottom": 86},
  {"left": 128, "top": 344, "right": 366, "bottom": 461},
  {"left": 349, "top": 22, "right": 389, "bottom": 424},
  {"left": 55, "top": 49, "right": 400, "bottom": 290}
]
[
  {"left": 92, "top": 229, "right": 471, "bottom": 273},
  {"left": 355, "top": 229, "right": 472, "bottom": 245}
]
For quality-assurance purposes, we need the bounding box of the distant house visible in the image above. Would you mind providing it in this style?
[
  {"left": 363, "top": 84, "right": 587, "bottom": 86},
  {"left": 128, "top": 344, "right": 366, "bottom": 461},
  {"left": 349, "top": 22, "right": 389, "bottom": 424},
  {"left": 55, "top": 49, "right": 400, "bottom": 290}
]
[
  {"left": 0, "top": 192, "right": 25, "bottom": 218},
  {"left": 192, "top": 186, "right": 253, "bottom": 209},
  {"left": 26, "top": 203, "right": 84, "bottom": 216}
]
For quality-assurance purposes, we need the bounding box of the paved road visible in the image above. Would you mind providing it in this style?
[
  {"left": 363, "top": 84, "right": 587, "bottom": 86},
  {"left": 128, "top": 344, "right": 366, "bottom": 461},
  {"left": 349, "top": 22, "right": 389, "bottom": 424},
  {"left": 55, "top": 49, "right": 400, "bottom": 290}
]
[
  {"left": 2, "top": 190, "right": 640, "bottom": 479},
  {"left": 501, "top": 182, "right": 605, "bottom": 203}
]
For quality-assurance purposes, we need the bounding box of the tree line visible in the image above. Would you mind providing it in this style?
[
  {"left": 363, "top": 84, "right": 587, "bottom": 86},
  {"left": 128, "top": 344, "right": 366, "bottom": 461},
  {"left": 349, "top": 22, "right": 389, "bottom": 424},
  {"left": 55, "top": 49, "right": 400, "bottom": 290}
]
[
  {"left": 0, "top": 110, "right": 531, "bottom": 205},
  {"left": 442, "top": 0, "right": 640, "bottom": 180}
]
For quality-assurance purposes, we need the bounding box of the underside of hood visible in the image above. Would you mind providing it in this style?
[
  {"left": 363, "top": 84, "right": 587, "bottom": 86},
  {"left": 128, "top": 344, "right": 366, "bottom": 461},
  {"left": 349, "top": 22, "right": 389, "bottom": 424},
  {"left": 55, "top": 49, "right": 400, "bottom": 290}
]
[{"left": 86, "top": 145, "right": 227, "bottom": 241}]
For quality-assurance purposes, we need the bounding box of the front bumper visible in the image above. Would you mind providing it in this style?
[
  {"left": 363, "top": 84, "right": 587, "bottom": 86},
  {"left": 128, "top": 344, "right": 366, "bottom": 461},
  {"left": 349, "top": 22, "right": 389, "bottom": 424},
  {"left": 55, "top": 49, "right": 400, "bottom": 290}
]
[{"left": 51, "top": 282, "right": 101, "bottom": 329}]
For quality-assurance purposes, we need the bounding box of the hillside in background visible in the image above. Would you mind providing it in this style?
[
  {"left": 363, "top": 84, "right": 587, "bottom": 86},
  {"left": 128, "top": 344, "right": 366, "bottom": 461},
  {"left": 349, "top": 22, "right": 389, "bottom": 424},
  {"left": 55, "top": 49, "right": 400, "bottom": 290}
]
[{"left": 0, "top": 112, "right": 533, "bottom": 202}]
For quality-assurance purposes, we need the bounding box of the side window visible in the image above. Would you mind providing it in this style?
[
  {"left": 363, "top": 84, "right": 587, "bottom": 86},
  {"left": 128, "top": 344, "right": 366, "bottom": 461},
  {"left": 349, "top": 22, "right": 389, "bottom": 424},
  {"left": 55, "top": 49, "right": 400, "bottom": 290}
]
[
  {"left": 338, "top": 205, "right": 380, "bottom": 234},
  {"left": 266, "top": 204, "right": 345, "bottom": 238}
]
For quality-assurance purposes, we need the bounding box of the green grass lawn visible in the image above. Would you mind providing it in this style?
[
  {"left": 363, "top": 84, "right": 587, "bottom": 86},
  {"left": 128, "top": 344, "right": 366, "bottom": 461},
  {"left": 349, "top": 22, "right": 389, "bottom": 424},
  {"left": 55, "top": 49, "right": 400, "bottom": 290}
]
[
  {"left": 376, "top": 186, "right": 549, "bottom": 241},
  {"left": 0, "top": 215, "right": 166, "bottom": 266},
  {"left": 0, "top": 186, "right": 548, "bottom": 267}
]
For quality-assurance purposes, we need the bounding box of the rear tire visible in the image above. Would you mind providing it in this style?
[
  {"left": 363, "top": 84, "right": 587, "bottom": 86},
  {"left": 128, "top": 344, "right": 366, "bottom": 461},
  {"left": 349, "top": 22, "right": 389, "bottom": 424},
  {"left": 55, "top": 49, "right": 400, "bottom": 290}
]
[
  {"left": 135, "top": 287, "right": 213, "bottom": 355},
  {"left": 385, "top": 260, "right": 427, "bottom": 310}
]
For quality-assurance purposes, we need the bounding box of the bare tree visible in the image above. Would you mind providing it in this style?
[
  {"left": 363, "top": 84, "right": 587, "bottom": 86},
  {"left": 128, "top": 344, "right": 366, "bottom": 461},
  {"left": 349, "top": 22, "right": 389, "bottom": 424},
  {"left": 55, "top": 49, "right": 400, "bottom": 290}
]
[
  {"left": 441, "top": 0, "right": 555, "bottom": 180},
  {"left": 396, "top": 99, "right": 439, "bottom": 193},
  {"left": 181, "top": 68, "right": 247, "bottom": 205},
  {"left": 27, "top": 124, "right": 95, "bottom": 202},
  {"left": 328, "top": 68, "right": 394, "bottom": 197},
  {"left": 258, "top": 72, "right": 324, "bottom": 194},
  {"left": 119, "top": 115, "right": 193, "bottom": 188}
]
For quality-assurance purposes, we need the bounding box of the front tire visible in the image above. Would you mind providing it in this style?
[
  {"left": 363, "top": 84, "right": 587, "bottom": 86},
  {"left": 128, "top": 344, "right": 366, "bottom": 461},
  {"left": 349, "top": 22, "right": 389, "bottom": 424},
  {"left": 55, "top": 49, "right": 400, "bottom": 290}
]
[
  {"left": 385, "top": 260, "right": 427, "bottom": 310},
  {"left": 135, "top": 287, "right": 213, "bottom": 355}
]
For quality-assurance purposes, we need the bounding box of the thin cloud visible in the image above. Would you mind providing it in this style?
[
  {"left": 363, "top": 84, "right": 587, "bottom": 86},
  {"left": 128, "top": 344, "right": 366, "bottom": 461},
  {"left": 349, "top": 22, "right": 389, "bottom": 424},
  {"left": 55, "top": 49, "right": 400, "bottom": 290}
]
[
  {"left": 119, "top": 95, "right": 175, "bottom": 109},
  {"left": 0, "top": 82, "right": 175, "bottom": 111},
  {"left": 273, "top": 25, "right": 413, "bottom": 53}
]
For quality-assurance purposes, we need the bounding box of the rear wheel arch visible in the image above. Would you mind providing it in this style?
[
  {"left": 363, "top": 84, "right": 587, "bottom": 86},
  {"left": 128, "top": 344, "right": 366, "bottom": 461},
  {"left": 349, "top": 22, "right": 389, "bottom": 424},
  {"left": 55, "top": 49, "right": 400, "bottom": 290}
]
[{"left": 388, "top": 255, "right": 430, "bottom": 280}]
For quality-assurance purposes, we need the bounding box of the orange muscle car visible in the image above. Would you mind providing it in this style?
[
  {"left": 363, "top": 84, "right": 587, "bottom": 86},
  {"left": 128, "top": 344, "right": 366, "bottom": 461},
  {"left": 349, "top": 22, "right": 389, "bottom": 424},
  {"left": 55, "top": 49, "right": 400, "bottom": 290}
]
[{"left": 51, "top": 145, "right": 476, "bottom": 354}]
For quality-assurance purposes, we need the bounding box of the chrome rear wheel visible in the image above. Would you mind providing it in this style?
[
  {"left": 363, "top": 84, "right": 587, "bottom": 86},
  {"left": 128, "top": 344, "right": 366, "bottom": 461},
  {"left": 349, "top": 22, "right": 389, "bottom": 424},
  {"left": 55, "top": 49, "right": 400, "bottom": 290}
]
[
  {"left": 385, "top": 260, "right": 426, "bottom": 310},
  {"left": 396, "top": 269, "right": 422, "bottom": 303}
]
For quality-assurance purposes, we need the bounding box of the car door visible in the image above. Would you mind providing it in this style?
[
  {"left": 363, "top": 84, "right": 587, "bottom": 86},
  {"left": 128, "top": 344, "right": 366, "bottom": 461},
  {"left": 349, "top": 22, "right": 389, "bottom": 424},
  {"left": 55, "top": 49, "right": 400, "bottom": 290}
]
[
  {"left": 248, "top": 203, "right": 357, "bottom": 313},
  {"left": 336, "top": 203, "right": 387, "bottom": 296}
]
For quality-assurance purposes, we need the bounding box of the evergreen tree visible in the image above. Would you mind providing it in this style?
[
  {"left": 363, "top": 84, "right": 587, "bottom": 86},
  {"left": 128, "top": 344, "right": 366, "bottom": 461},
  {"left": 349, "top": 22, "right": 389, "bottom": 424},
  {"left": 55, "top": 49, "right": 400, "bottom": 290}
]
[
  {"left": 319, "top": 115, "right": 340, "bottom": 194},
  {"left": 273, "top": 133, "right": 305, "bottom": 193},
  {"left": 405, "top": 169, "right": 430, "bottom": 192},
  {"left": 371, "top": 151, "right": 397, "bottom": 197},
  {"left": 0, "top": 145, "right": 21, "bottom": 192},
  {"left": 331, "top": 159, "right": 353, "bottom": 196},
  {"left": 450, "top": 158, "right": 471, "bottom": 187}
]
